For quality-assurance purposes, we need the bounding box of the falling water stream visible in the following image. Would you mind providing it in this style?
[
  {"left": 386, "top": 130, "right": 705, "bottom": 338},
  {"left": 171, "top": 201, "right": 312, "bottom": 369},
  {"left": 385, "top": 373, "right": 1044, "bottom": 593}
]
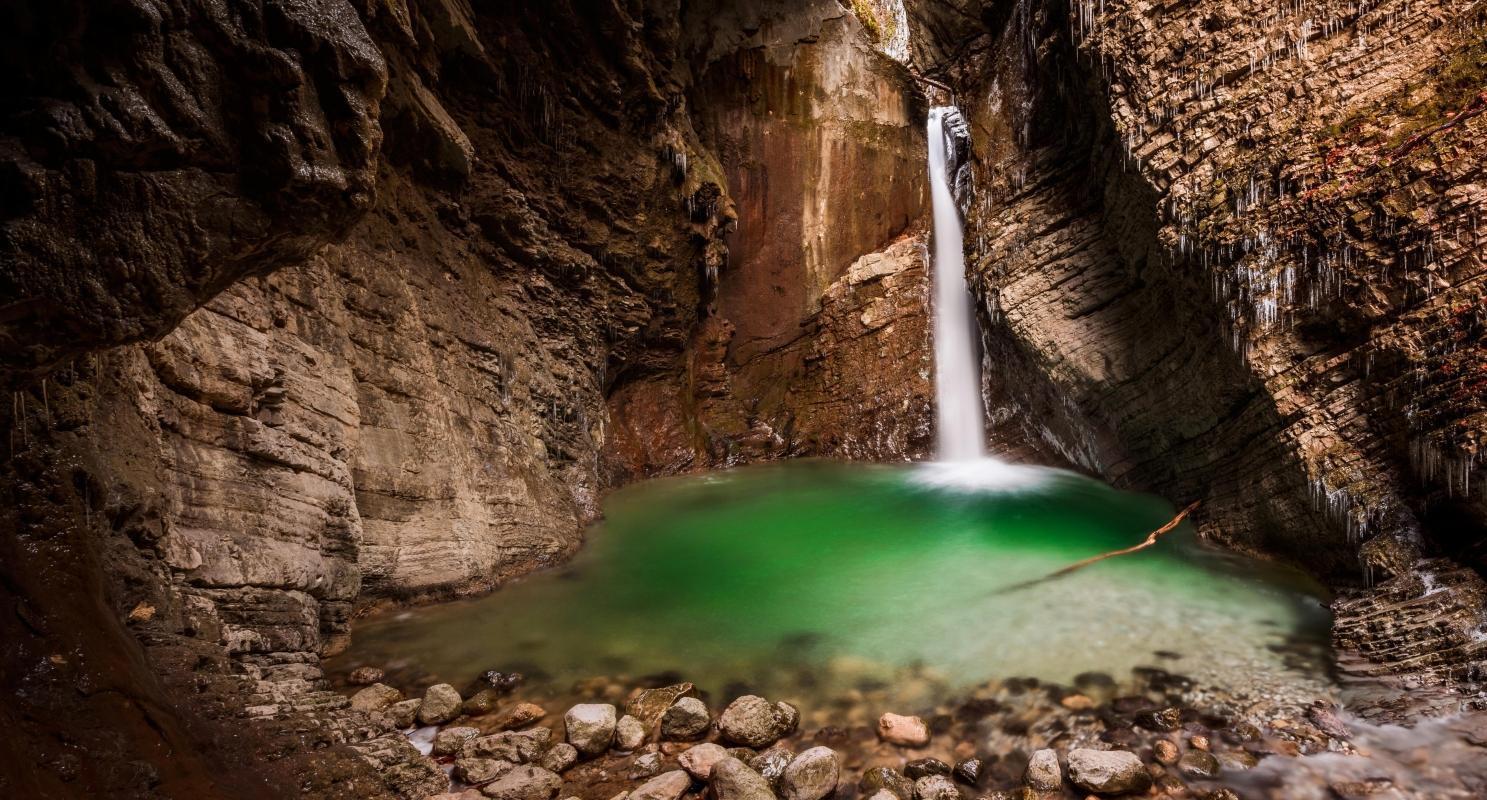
[{"left": 927, "top": 106, "right": 987, "bottom": 462}]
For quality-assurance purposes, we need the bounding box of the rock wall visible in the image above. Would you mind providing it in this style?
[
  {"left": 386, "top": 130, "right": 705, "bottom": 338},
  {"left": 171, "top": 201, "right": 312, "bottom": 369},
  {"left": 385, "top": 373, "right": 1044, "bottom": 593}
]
[
  {"left": 0, "top": 0, "right": 936, "bottom": 795},
  {"left": 903, "top": 0, "right": 1486, "bottom": 705}
]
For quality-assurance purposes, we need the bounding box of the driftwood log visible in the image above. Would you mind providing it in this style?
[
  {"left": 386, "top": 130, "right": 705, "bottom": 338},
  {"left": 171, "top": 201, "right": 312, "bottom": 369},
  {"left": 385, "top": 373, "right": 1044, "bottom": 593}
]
[{"left": 994, "top": 501, "right": 1201, "bottom": 594}]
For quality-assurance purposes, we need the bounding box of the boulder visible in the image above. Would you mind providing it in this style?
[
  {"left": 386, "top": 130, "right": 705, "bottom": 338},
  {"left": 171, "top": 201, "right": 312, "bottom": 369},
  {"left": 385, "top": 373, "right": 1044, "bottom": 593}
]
[
  {"left": 480, "top": 765, "right": 562, "bottom": 800},
  {"left": 679, "top": 743, "right": 730, "bottom": 780},
  {"left": 434, "top": 727, "right": 482, "bottom": 756},
  {"left": 418, "top": 684, "right": 463, "bottom": 725},
  {"left": 661, "top": 697, "right": 711, "bottom": 740},
  {"left": 877, "top": 713, "right": 930, "bottom": 747},
  {"left": 1067, "top": 749, "right": 1151, "bottom": 795},
  {"left": 565, "top": 704, "right": 617, "bottom": 756},
  {"left": 1024, "top": 749, "right": 1061, "bottom": 792},
  {"left": 538, "top": 743, "right": 578, "bottom": 774},
  {"left": 351, "top": 683, "right": 402, "bottom": 713},
  {"left": 718, "top": 696, "right": 791, "bottom": 747},
  {"left": 710, "top": 757, "right": 776, "bottom": 800},
  {"left": 912, "top": 775, "right": 961, "bottom": 800},
  {"left": 465, "top": 729, "right": 552, "bottom": 763},
  {"left": 615, "top": 714, "right": 647, "bottom": 750},
  {"left": 386, "top": 698, "right": 422, "bottom": 729},
  {"left": 455, "top": 757, "right": 513, "bottom": 784},
  {"left": 630, "top": 770, "right": 690, "bottom": 800},
  {"left": 779, "top": 747, "right": 839, "bottom": 800},
  {"left": 625, "top": 683, "right": 698, "bottom": 728}
]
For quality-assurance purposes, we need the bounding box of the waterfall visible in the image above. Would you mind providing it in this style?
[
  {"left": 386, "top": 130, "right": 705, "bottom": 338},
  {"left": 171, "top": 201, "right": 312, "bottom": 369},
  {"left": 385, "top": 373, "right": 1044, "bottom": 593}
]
[{"left": 927, "top": 107, "right": 987, "bottom": 462}]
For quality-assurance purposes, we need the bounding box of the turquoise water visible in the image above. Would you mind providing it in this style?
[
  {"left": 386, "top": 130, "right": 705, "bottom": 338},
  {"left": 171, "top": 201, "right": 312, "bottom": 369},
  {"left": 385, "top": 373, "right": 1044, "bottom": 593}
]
[{"left": 333, "top": 461, "right": 1333, "bottom": 712}]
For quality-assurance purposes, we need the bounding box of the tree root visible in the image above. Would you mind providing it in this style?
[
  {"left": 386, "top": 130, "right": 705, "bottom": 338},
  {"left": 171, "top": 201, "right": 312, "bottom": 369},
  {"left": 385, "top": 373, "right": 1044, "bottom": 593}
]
[{"left": 992, "top": 501, "right": 1201, "bottom": 594}]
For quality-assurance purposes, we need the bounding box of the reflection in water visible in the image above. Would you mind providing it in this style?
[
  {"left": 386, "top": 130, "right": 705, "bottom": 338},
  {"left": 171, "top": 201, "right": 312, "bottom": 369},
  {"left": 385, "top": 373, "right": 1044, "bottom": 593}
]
[{"left": 332, "top": 461, "right": 1333, "bottom": 715}]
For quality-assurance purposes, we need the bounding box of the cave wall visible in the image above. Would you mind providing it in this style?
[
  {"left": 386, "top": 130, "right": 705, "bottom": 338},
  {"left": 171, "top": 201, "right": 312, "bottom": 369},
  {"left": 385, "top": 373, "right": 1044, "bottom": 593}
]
[{"left": 0, "top": 0, "right": 937, "bottom": 796}]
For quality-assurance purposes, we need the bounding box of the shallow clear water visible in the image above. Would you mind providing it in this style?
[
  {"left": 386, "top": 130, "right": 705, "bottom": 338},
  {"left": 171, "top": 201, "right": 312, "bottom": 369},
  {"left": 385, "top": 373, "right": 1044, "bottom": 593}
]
[{"left": 333, "top": 461, "right": 1333, "bottom": 713}]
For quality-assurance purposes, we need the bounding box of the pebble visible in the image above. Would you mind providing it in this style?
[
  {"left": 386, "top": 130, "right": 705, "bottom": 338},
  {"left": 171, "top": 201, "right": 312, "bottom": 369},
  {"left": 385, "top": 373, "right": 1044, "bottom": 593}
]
[
  {"left": 350, "top": 683, "right": 402, "bottom": 713},
  {"left": 629, "top": 770, "right": 690, "bottom": 800},
  {"left": 748, "top": 746, "right": 793, "bottom": 787},
  {"left": 904, "top": 758, "right": 950, "bottom": 779},
  {"left": 1178, "top": 750, "right": 1221, "bottom": 778},
  {"left": 719, "top": 696, "right": 792, "bottom": 748},
  {"left": 1067, "top": 749, "right": 1151, "bottom": 795},
  {"left": 1024, "top": 748, "right": 1061, "bottom": 792},
  {"left": 779, "top": 746, "right": 839, "bottom": 800},
  {"left": 538, "top": 743, "right": 578, "bottom": 773},
  {"left": 877, "top": 713, "right": 931, "bottom": 747},
  {"left": 1153, "top": 739, "right": 1179, "bottom": 764},
  {"left": 615, "top": 714, "right": 647, "bottom": 750},
  {"left": 661, "top": 697, "right": 711, "bottom": 740},
  {"left": 859, "top": 766, "right": 915, "bottom": 800},
  {"left": 951, "top": 758, "right": 983, "bottom": 786},
  {"left": 912, "top": 774, "right": 960, "bottom": 800},
  {"left": 386, "top": 698, "right": 422, "bottom": 729},
  {"left": 711, "top": 757, "right": 776, "bottom": 800},
  {"left": 565, "top": 704, "right": 617, "bottom": 756},
  {"left": 679, "top": 742, "right": 730, "bottom": 780}
]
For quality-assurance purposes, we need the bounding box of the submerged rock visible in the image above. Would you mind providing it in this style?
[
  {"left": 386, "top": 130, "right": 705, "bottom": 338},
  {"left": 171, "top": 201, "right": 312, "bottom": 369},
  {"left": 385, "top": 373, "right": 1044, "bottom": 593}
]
[
  {"left": 1024, "top": 749, "right": 1061, "bottom": 792},
  {"left": 1153, "top": 739, "right": 1179, "bottom": 764},
  {"left": 464, "top": 689, "right": 502, "bottom": 716},
  {"left": 349, "top": 666, "right": 385, "bottom": 686},
  {"left": 479, "top": 765, "right": 561, "bottom": 800},
  {"left": 719, "top": 696, "right": 792, "bottom": 747},
  {"left": 351, "top": 683, "right": 402, "bottom": 713},
  {"left": 1178, "top": 750, "right": 1221, "bottom": 779},
  {"left": 680, "top": 743, "right": 730, "bottom": 780},
  {"left": 565, "top": 703, "right": 617, "bottom": 756},
  {"left": 419, "top": 684, "right": 463, "bottom": 725},
  {"left": 496, "top": 702, "right": 547, "bottom": 730},
  {"left": 877, "top": 713, "right": 930, "bottom": 747},
  {"left": 1066, "top": 749, "right": 1150, "bottom": 795},
  {"left": 661, "top": 697, "right": 711, "bottom": 740},
  {"left": 630, "top": 770, "right": 690, "bottom": 800},
  {"left": 779, "top": 747, "right": 839, "bottom": 800},
  {"left": 710, "top": 757, "right": 776, "bottom": 800},
  {"left": 1135, "top": 707, "right": 1182, "bottom": 732}
]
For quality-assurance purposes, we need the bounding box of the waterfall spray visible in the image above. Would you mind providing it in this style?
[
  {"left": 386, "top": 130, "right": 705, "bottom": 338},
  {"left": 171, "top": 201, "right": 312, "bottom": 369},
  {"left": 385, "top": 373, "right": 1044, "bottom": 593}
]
[{"left": 928, "top": 107, "right": 987, "bottom": 462}]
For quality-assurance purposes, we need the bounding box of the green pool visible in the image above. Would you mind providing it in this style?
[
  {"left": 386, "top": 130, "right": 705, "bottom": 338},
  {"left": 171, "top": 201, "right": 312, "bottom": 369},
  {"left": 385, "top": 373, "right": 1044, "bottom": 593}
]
[{"left": 331, "top": 460, "right": 1333, "bottom": 715}]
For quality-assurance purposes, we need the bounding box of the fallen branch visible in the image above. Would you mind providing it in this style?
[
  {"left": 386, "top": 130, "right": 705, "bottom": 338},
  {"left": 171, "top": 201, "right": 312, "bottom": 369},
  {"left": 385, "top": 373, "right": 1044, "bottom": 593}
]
[{"left": 992, "top": 501, "right": 1201, "bottom": 594}]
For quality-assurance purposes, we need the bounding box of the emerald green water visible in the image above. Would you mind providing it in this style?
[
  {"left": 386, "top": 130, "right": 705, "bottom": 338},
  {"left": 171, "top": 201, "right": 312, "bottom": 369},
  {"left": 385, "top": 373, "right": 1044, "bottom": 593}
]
[{"left": 333, "top": 461, "right": 1333, "bottom": 713}]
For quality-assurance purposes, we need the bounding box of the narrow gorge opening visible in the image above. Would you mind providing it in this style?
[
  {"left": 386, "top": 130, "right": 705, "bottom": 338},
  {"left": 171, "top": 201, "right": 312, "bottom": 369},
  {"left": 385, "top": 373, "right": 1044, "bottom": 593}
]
[{"left": 2, "top": 1, "right": 1485, "bottom": 799}]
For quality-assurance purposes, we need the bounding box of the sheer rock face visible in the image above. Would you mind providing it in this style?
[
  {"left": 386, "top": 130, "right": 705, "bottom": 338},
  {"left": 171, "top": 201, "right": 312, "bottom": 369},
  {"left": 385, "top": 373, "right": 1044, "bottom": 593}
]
[
  {"left": 0, "top": 0, "right": 387, "bottom": 382},
  {"left": 604, "top": 0, "right": 935, "bottom": 474},
  {"left": 904, "top": 0, "right": 1485, "bottom": 703},
  {"left": 905, "top": 0, "right": 1487, "bottom": 573}
]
